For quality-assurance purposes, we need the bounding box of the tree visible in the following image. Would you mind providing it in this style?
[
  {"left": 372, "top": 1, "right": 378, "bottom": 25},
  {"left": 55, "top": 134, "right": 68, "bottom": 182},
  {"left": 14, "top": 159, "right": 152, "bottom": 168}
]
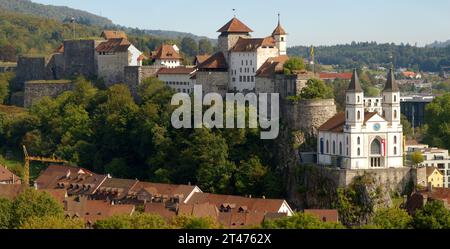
[
  {"left": 198, "top": 39, "right": 214, "bottom": 55},
  {"left": 372, "top": 208, "right": 412, "bottom": 229},
  {"left": 11, "top": 188, "right": 64, "bottom": 228},
  {"left": 93, "top": 213, "right": 168, "bottom": 229},
  {"left": 20, "top": 216, "right": 85, "bottom": 229},
  {"left": 261, "top": 213, "right": 344, "bottom": 229},
  {"left": 0, "top": 198, "right": 12, "bottom": 229},
  {"left": 283, "top": 57, "right": 305, "bottom": 75},
  {"left": 413, "top": 201, "right": 450, "bottom": 229},
  {"left": 170, "top": 216, "right": 220, "bottom": 229},
  {"left": 410, "top": 151, "right": 425, "bottom": 166},
  {"left": 234, "top": 156, "right": 268, "bottom": 195},
  {"left": 0, "top": 72, "right": 14, "bottom": 104},
  {"left": 181, "top": 37, "right": 198, "bottom": 57},
  {"left": 300, "top": 79, "right": 334, "bottom": 100},
  {"left": 0, "top": 45, "right": 17, "bottom": 62},
  {"left": 424, "top": 93, "right": 450, "bottom": 150},
  {"left": 401, "top": 114, "right": 413, "bottom": 139}
]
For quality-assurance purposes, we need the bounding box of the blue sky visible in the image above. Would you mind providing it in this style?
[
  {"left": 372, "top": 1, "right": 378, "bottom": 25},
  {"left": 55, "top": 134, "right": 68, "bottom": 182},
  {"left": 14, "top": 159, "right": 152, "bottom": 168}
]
[{"left": 33, "top": 0, "right": 450, "bottom": 46}]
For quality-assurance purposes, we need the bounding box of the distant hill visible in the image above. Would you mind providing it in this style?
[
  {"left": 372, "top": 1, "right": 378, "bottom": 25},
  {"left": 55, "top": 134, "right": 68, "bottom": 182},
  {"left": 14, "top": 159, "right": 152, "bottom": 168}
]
[
  {"left": 427, "top": 39, "right": 450, "bottom": 48},
  {"left": 0, "top": 0, "right": 113, "bottom": 27}
]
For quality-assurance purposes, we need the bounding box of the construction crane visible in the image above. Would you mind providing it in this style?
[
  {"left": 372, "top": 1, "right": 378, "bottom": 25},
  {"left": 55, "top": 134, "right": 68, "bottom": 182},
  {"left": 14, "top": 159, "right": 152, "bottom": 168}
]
[{"left": 22, "top": 145, "right": 68, "bottom": 186}]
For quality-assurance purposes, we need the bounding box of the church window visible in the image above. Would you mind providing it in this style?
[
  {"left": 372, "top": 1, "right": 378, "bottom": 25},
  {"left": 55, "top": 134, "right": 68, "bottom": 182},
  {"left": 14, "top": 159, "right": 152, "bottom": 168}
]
[
  {"left": 320, "top": 138, "right": 324, "bottom": 154},
  {"left": 394, "top": 95, "right": 397, "bottom": 102},
  {"left": 339, "top": 142, "right": 343, "bottom": 155},
  {"left": 357, "top": 111, "right": 361, "bottom": 120},
  {"left": 333, "top": 141, "right": 336, "bottom": 154},
  {"left": 346, "top": 111, "right": 348, "bottom": 120},
  {"left": 394, "top": 110, "right": 398, "bottom": 119},
  {"left": 371, "top": 139, "right": 382, "bottom": 155},
  {"left": 394, "top": 147, "right": 397, "bottom": 155},
  {"left": 346, "top": 148, "right": 349, "bottom": 156},
  {"left": 346, "top": 137, "right": 349, "bottom": 145},
  {"left": 326, "top": 140, "right": 329, "bottom": 154},
  {"left": 394, "top": 136, "right": 397, "bottom": 144},
  {"left": 357, "top": 137, "right": 361, "bottom": 145},
  {"left": 357, "top": 148, "right": 361, "bottom": 156},
  {"left": 357, "top": 96, "right": 360, "bottom": 103},
  {"left": 281, "top": 37, "right": 285, "bottom": 42}
]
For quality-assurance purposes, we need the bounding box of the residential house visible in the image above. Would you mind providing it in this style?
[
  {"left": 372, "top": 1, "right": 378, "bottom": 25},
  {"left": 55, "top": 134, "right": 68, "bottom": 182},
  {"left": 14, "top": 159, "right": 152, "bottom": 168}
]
[
  {"left": 152, "top": 44, "right": 182, "bottom": 68},
  {"left": 0, "top": 165, "right": 21, "bottom": 184},
  {"left": 157, "top": 67, "right": 197, "bottom": 94}
]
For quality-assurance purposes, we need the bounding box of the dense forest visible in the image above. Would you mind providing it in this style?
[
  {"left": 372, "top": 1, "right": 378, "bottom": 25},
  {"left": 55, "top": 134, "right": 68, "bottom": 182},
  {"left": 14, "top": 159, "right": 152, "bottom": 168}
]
[{"left": 288, "top": 42, "right": 450, "bottom": 72}]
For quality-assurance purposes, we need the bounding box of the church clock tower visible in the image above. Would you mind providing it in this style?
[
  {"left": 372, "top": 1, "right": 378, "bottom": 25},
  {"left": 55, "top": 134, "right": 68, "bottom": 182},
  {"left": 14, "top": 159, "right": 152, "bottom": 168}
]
[{"left": 272, "top": 14, "right": 287, "bottom": 56}]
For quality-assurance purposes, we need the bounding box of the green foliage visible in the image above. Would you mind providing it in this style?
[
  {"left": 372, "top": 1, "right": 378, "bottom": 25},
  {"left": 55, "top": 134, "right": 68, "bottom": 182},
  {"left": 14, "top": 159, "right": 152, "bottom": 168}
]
[
  {"left": 401, "top": 114, "right": 413, "bottom": 139},
  {"left": 410, "top": 151, "right": 425, "bottom": 166},
  {"left": 299, "top": 79, "right": 334, "bottom": 100},
  {"left": 262, "top": 213, "right": 345, "bottom": 229},
  {"left": 93, "top": 213, "right": 168, "bottom": 229},
  {"left": 181, "top": 37, "right": 198, "bottom": 57},
  {"left": 11, "top": 188, "right": 64, "bottom": 228},
  {"left": 0, "top": 72, "right": 14, "bottom": 104},
  {"left": 283, "top": 57, "right": 305, "bottom": 75},
  {"left": 170, "top": 216, "right": 220, "bottom": 229},
  {"left": 0, "top": 198, "right": 13, "bottom": 229},
  {"left": 413, "top": 201, "right": 450, "bottom": 229},
  {"left": 20, "top": 216, "right": 85, "bottom": 229},
  {"left": 372, "top": 208, "right": 413, "bottom": 229},
  {"left": 198, "top": 39, "right": 214, "bottom": 55},
  {"left": 424, "top": 93, "right": 450, "bottom": 150}
]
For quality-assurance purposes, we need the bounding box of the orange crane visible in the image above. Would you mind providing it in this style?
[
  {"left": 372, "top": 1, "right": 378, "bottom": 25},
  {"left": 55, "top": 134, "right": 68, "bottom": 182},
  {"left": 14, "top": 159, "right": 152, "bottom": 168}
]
[{"left": 22, "top": 145, "right": 68, "bottom": 186}]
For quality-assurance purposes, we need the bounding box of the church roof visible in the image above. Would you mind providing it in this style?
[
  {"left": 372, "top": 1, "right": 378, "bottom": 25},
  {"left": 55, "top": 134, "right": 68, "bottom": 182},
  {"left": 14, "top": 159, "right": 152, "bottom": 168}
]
[
  {"left": 272, "top": 22, "right": 287, "bottom": 36},
  {"left": 319, "top": 112, "right": 379, "bottom": 133},
  {"left": 217, "top": 17, "right": 253, "bottom": 33},
  {"left": 347, "top": 69, "right": 363, "bottom": 93},
  {"left": 197, "top": 52, "right": 228, "bottom": 70},
  {"left": 231, "top": 37, "right": 276, "bottom": 52},
  {"left": 384, "top": 67, "right": 400, "bottom": 92}
]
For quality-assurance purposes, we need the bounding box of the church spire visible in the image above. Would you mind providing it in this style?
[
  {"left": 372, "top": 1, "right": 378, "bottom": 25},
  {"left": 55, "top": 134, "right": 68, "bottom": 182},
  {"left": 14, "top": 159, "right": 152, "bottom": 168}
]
[
  {"left": 272, "top": 13, "right": 287, "bottom": 36},
  {"left": 384, "top": 67, "right": 399, "bottom": 92},
  {"left": 347, "top": 69, "right": 363, "bottom": 93}
]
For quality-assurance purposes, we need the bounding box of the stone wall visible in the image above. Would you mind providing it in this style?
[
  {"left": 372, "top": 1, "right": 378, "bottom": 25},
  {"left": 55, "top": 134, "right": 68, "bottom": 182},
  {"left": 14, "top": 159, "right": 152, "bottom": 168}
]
[
  {"left": 14, "top": 56, "right": 47, "bottom": 91},
  {"left": 196, "top": 71, "right": 228, "bottom": 96},
  {"left": 63, "top": 39, "right": 102, "bottom": 78},
  {"left": 24, "top": 80, "right": 73, "bottom": 108},
  {"left": 281, "top": 99, "right": 337, "bottom": 135},
  {"left": 124, "top": 65, "right": 162, "bottom": 99}
]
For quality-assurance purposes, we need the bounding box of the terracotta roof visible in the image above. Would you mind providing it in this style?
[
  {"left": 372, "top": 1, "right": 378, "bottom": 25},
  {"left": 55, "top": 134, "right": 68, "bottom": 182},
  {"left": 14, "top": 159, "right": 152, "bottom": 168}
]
[
  {"left": 384, "top": 67, "right": 400, "bottom": 92},
  {"left": 197, "top": 52, "right": 228, "bottom": 70},
  {"left": 101, "top": 30, "right": 128, "bottom": 40},
  {"left": 129, "top": 182, "right": 197, "bottom": 201},
  {"left": 231, "top": 37, "right": 276, "bottom": 52},
  {"left": 304, "top": 209, "right": 339, "bottom": 223},
  {"left": 426, "top": 167, "right": 442, "bottom": 176},
  {"left": 319, "top": 112, "right": 380, "bottom": 133},
  {"left": 40, "top": 189, "right": 68, "bottom": 204},
  {"left": 347, "top": 69, "right": 363, "bottom": 92},
  {"left": 256, "top": 55, "right": 289, "bottom": 78},
  {"left": 65, "top": 196, "right": 134, "bottom": 223},
  {"left": 0, "top": 165, "right": 21, "bottom": 184},
  {"left": 144, "top": 202, "right": 177, "bottom": 220},
  {"left": 217, "top": 17, "right": 253, "bottom": 33},
  {"left": 95, "top": 178, "right": 139, "bottom": 200},
  {"left": 0, "top": 184, "right": 25, "bottom": 200},
  {"left": 35, "top": 165, "right": 107, "bottom": 196},
  {"left": 218, "top": 211, "right": 267, "bottom": 228},
  {"left": 186, "top": 192, "right": 289, "bottom": 215},
  {"left": 178, "top": 203, "right": 219, "bottom": 218},
  {"left": 157, "top": 67, "right": 196, "bottom": 75},
  {"left": 272, "top": 22, "right": 287, "bottom": 36},
  {"left": 153, "top": 44, "right": 182, "bottom": 60},
  {"left": 137, "top": 54, "right": 148, "bottom": 61},
  {"left": 96, "top": 38, "right": 131, "bottom": 53},
  {"left": 319, "top": 72, "right": 353, "bottom": 80},
  {"left": 194, "top": 54, "right": 211, "bottom": 65}
]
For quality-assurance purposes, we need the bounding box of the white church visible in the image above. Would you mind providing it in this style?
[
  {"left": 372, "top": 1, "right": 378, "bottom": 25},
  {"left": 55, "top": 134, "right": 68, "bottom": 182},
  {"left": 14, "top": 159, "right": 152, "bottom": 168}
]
[{"left": 317, "top": 69, "right": 404, "bottom": 170}]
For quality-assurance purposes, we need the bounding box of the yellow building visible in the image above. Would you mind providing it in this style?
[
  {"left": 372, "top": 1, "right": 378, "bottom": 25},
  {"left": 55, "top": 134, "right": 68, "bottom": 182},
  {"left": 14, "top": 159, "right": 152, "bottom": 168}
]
[{"left": 427, "top": 167, "right": 444, "bottom": 188}]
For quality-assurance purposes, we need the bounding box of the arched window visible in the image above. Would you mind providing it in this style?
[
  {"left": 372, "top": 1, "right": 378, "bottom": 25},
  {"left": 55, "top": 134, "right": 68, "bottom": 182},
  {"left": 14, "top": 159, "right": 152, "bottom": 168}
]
[
  {"left": 326, "top": 140, "right": 329, "bottom": 154},
  {"left": 347, "top": 96, "right": 349, "bottom": 103},
  {"left": 357, "top": 148, "right": 361, "bottom": 156},
  {"left": 394, "top": 95, "right": 397, "bottom": 102},
  {"left": 320, "top": 138, "right": 324, "bottom": 154},
  {"left": 357, "top": 137, "right": 361, "bottom": 145},
  {"left": 333, "top": 141, "right": 336, "bottom": 154},
  {"left": 339, "top": 142, "right": 343, "bottom": 155},
  {"left": 346, "top": 148, "right": 349, "bottom": 156},
  {"left": 346, "top": 136, "right": 349, "bottom": 145},
  {"left": 346, "top": 111, "right": 349, "bottom": 120},
  {"left": 371, "top": 139, "right": 382, "bottom": 155},
  {"left": 394, "top": 110, "right": 398, "bottom": 119},
  {"left": 394, "top": 136, "right": 397, "bottom": 144},
  {"left": 394, "top": 147, "right": 397, "bottom": 155},
  {"left": 357, "top": 96, "right": 360, "bottom": 103},
  {"left": 357, "top": 111, "right": 361, "bottom": 120}
]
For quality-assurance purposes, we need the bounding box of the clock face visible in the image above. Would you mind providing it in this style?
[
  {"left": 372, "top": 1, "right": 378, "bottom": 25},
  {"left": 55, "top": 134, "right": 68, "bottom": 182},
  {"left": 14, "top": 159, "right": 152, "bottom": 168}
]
[{"left": 373, "top": 123, "right": 381, "bottom": 131}]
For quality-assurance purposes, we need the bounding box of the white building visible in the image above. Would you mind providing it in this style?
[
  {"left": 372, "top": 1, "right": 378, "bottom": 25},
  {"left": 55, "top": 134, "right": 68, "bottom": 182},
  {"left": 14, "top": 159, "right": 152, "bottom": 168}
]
[
  {"left": 214, "top": 17, "right": 287, "bottom": 92},
  {"left": 96, "top": 38, "right": 144, "bottom": 86},
  {"left": 317, "top": 69, "right": 404, "bottom": 169},
  {"left": 152, "top": 44, "right": 182, "bottom": 68},
  {"left": 157, "top": 67, "right": 197, "bottom": 94}
]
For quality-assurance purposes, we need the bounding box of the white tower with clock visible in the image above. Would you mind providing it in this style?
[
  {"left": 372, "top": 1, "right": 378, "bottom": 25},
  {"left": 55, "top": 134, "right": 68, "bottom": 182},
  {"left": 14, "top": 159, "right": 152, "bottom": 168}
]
[{"left": 317, "top": 69, "right": 403, "bottom": 170}]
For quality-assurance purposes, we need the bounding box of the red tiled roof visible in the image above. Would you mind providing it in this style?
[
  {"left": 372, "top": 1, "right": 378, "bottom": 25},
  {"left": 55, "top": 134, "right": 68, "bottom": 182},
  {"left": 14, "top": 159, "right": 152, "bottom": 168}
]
[
  {"left": 144, "top": 202, "right": 177, "bottom": 220},
  {"left": 0, "top": 184, "right": 25, "bottom": 200},
  {"left": 0, "top": 165, "right": 21, "bottom": 184},
  {"left": 101, "top": 30, "right": 128, "bottom": 40},
  {"left": 40, "top": 189, "right": 68, "bottom": 204},
  {"left": 304, "top": 209, "right": 339, "bottom": 223},
  {"left": 231, "top": 37, "right": 276, "bottom": 52},
  {"left": 178, "top": 203, "right": 219, "bottom": 219},
  {"left": 157, "top": 67, "right": 196, "bottom": 75},
  {"left": 153, "top": 44, "right": 182, "bottom": 60},
  {"left": 95, "top": 178, "right": 139, "bottom": 200},
  {"left": 272, "top": 23, "right": 287, "bottom": 36},
  {"left": 129, "top": 182, "right": 197, "bottom": 201},
  {"left": 197, "top": 52, "right": 228, "bottom": 70},
  {"left": 319, "top": 72, "right": 353, "bottom": 80},
  {"left": 96, "top": 38, "right": 131, "bottom": 53},
  {"left": 65, "top": 196, "right": 134, "bottom": 223},
  {"left": 256, "top": 55, "right": 289, "bottom": 78},
  {"left": 217, "top": 17, "right": 253, "bottom": 33},
  {"left": 319, "top": 112, "right": 380, "bottom": 133},
  {"left": 194, "top": 54, "right": 211, "bottom": 65}
]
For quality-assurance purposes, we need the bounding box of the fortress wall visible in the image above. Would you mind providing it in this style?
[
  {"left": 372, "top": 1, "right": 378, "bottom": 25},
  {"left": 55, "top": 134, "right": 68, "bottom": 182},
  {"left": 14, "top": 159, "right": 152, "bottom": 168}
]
[{"left": 24, "top": 81, "right": 73, "bottom": 108}]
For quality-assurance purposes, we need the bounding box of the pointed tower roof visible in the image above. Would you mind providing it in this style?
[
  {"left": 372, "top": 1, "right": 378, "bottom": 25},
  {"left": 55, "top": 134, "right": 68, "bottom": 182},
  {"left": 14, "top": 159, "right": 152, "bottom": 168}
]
[
  {"left": 272, "top": 14, "right": 287, "bottom": 36},
  {"left": 217, "top": 17, "right": 253, "bottom": 33},
  {"left": 384, "top": 67, "right": 400, "bottom": 92},
  {"left": 347, "top": 69, "right": 363, "bottom": 93}
]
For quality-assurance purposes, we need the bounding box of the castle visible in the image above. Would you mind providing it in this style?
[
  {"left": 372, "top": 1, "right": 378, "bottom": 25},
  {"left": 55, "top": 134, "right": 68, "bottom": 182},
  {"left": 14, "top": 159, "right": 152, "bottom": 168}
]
[{"left": 317, "top": 69, "right": 404, "bottom": 169}]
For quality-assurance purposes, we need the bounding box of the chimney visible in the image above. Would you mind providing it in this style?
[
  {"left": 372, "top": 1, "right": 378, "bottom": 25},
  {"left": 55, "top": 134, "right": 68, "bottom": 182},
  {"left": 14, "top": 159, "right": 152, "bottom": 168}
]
[{"left": 66, "top": 170, "right": 71, "bottom": 179}]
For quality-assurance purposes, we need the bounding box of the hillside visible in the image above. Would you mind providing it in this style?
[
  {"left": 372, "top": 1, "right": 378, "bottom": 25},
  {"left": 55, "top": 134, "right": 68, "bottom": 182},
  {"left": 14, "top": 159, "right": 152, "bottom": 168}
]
[
  {"left": 0, "top": 0, "right": 113, "bottom": 27},
  {"left": 288, "top": 42, "right": 450, "bottom": 72},
  {"left": 427, "top": 39, "right": 450, "bottom": 48}
]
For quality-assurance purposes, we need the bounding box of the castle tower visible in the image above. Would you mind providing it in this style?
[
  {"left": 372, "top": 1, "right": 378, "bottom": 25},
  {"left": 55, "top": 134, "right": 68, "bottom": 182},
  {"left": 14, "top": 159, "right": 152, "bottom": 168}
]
[
  {"left": 382, "top": 67, "right": 401, "bottom": 125},
  {"left": 217, "top": 17, "right": 253, "bottom": 62},
  {"left": 272, "top": 14, "right": 287, "bottom": 56},
  {"left": 346, "top": 69, "right": 365, "bottom": 127}
]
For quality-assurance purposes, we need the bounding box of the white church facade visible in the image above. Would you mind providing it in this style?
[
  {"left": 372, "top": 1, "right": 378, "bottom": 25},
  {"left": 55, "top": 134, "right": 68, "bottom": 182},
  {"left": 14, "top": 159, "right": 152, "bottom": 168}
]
[{"left": 317, "top": 69, "right": 404, "bottom": 170}]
